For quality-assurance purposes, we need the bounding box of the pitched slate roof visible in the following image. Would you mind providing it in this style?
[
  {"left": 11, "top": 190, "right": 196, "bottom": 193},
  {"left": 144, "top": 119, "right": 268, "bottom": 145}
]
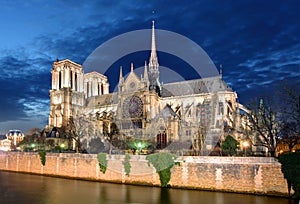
[{"left": 161, "top": 76, "right": 232, "bottom": 97}]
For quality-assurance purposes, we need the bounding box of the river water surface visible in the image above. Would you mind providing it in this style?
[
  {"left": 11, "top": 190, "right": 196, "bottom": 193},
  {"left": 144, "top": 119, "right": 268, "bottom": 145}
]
[{"left": 0, "top": 171, "right": 296, "bottom": 204}]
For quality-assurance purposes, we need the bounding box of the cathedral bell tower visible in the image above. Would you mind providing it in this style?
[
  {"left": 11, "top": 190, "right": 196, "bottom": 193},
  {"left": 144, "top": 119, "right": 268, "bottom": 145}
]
[{"left": 48, "top": 59, "right": 85, "bottom": 128}]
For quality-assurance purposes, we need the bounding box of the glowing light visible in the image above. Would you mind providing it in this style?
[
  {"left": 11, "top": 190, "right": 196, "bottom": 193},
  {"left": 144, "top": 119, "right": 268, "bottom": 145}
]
[{"left": 242, "top": 141, "right": 249, "bottom": 148}]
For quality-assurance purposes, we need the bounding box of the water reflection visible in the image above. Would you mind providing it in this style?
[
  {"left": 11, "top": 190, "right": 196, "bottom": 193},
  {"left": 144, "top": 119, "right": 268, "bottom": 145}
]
[
  {"left": 0, "top": 171, "right": 296, "bottom": 204},
  {"left": 159, "top": 188, "right": 171, "bottom": 204}
]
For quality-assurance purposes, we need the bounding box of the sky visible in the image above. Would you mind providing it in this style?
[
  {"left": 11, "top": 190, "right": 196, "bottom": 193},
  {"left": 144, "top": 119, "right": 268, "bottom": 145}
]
[{"left": 0, "top": 0, "right": 299, "bottom": 134}]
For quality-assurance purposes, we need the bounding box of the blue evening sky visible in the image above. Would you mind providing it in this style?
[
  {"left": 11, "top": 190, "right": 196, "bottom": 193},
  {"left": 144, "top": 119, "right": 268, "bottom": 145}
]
[{"left": 0, "top": 0, "right": 299, "bottom": 133}]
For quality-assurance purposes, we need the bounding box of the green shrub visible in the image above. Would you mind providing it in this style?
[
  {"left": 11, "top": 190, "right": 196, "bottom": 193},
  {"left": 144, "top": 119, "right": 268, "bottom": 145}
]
[
  {"left": 221, "top": 135, "right": 239, "bottom": 156},
  {"left": 146, "top": 152, "right": 179, "bottom": 187},
  {"left": 97, "top": 153, "right": 107, "bottom": 174},
  {"left": 124, "top": 154, "right": 131, "bottom": 176},
  {"left": 38, "top": 151, "right": 46, "bottom": 166},
  {"left": 278, "top": 152, "right": 300, "bottom": 199}
]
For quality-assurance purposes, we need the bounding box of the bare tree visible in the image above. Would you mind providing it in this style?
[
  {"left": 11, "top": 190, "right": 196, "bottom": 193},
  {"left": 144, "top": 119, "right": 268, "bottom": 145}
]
[
  {"left": 65, "top": 116, "right": 89, "bottom": 153},
  {"left": 247, "top": 98, "right": 280, "bottom": 157}
]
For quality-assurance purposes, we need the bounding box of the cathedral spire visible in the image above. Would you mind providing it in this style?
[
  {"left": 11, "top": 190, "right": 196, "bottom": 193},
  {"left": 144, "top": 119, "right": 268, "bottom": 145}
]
[
  {"left": 148, "top": 20, "right": 160, "bottom": 94},
  {"left": 144, "top": 61, "right": 149, "bottom": 80},
  {"left": 131, "top": 63, "right": 134, "bottom": 72},
  {"left": 149, "top": 20, "right": 159, "bottom": 68},
  {"left": 119, "top": 66, "right": 123, "bottom": 83}
]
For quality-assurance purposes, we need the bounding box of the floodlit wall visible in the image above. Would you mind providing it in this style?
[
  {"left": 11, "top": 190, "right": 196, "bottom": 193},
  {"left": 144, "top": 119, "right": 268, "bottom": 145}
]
[{"left": 0, "top": 152, "right": 288, "bottom": 196}]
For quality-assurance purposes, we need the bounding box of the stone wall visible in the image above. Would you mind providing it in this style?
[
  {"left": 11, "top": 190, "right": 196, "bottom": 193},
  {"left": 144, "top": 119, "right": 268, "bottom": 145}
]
[{"left": 0, "top": 152, "right": 288, "bottom": 196}]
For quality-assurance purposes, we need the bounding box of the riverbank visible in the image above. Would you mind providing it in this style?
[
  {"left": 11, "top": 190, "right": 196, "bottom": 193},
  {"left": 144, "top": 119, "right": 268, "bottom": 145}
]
[{"left": 0, "top": 152, "right": 289, "bottom": 197}]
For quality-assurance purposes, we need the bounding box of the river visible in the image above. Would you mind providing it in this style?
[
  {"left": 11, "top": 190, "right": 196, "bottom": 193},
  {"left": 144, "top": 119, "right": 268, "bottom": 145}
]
[{"left": 0, "top": 171, "right": 296, "bottom": 204}]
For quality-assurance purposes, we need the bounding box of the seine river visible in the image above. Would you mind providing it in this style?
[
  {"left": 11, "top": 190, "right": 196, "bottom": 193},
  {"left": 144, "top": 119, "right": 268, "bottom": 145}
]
[{"left": 0, "top": 171, "right": 296, "bottom": 204}]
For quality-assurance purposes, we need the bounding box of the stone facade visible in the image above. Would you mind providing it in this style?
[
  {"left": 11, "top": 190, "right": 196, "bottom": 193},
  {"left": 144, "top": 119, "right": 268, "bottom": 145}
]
[
  {"left": 45, "top": 22, "right": 247, "bottom": 153},
  {"left": 3, "top": 130, "right": 24, "bottom": 150},
  {"left": 0, "top": 152, "right": 289, "bottom": 196}
]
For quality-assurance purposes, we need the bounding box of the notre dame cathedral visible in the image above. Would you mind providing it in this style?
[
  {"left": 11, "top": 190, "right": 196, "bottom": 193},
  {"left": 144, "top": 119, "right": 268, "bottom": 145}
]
[{"left": 45, "top": 22, "right": 245, "bottom": 154}]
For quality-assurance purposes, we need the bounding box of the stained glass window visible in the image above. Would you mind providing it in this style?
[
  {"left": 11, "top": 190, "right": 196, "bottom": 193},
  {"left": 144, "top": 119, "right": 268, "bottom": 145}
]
[{"left": 122, "top": 95, "right": 143, "bottom": 118}]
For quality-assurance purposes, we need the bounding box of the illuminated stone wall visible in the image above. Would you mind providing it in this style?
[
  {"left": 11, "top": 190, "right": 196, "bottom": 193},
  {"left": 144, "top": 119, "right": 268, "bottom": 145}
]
[{"left": 0, "top": 152, "right": 288, "bottom": 196}]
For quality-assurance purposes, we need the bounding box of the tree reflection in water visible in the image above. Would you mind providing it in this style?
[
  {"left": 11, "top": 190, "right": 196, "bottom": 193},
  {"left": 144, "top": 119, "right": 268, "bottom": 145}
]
[{"left": 160, "top": 188, "right": 171, "bottom": 204}]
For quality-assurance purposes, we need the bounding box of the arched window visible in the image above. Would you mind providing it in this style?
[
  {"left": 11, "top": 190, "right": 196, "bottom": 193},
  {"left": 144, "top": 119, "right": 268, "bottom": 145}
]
[{"left": 156, "top": 130, "right": 167, "bottom": 149}]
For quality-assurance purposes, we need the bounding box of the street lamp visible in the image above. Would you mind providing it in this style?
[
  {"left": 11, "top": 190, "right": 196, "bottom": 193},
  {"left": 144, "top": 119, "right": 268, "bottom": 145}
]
[
  {"left": 60, "top": 143, "right": 65, "bottom": 152},
  {"left": 137, "top": 142, "right": 142, "bottom": 154},
  {"left": 242, "top": 141, "right": 249, "bottom": 156},
  {"left": 30, "top": 143, "right": 36, "bottom": 151}
]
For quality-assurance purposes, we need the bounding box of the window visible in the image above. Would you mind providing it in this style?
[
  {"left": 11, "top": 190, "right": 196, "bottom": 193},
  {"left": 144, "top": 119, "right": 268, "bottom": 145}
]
[
  {"left": 75, "top": 74, "right": 77, "bottom": 91},
  {"left": 59, "top": 72, "right": 62, "bottom": 89},
  {"left": 70, "top": 70, "right": 73, "bottom": 89},
  {"left": 218, "top": 102, "right": 224, "bottom": 115}
]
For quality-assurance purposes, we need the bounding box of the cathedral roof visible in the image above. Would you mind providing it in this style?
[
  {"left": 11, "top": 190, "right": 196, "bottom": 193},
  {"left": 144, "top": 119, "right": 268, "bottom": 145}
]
[
  {"left": 53, "top": 58, "right": 82, "bottom": 68},
  {"left": 161, "top": 76, "right": 232, "bottom": 97},
  {"left": 86, "top": 93, "right": 118, "bottom": 108},
  {"left": 84, "top": 71, "right": 107, "bottom": 79}
]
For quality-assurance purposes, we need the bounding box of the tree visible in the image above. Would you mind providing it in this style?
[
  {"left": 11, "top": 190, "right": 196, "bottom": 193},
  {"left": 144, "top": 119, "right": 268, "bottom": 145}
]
[
  {"left": 65, "top": 116, "right": 89, "bottom": 153},
  {"left": 278, "top": 152, "right": 300, "bottom": 199},
  {"left": 221, "top": 135, "right": 239, "bottom": 156},
  {"left": 18, "top": 128, "right": 44, "bottom": 150},
  {"left": 278, "top": 84, "right": 300, "bottom": 152},
  {"left": 246, "top": 98, "right": 280, "bottom": 157}
]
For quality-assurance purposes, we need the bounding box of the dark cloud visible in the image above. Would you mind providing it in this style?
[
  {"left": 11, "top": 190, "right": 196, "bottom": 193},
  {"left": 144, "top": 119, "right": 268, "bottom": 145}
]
[
  {"left": 0, "top": 52, "right": 51, "bottom": 124},
  {"left": 0, "top": 0, "right": 300, "bottom": 132}
]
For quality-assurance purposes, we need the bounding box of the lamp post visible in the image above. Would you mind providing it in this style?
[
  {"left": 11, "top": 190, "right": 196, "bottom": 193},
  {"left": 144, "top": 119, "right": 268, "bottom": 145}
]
[{"left": 242, "top": 141, "right": 249, "bottom": 156}]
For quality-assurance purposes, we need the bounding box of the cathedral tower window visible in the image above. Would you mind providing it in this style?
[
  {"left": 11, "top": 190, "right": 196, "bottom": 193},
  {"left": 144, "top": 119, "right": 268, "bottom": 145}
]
[
  {"left": 59, "top": 71, "right": 62, "bottom": 89},
  {"left": 75, "top": 74, "right": 78, "bottom": 91},
  {"left": 70, "top": 70, "right": 73, "bottom": 89},
  {"left": 86, "top": 82, "right": 89, "bottom": 97}
]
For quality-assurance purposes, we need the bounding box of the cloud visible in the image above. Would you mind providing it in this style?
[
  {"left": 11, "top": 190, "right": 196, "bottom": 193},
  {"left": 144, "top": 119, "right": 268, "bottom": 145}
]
[
  {"left": 0, "top": 49, "right": 51, "bottom": 124},
  {"left": 1, "top": 0, "right": 300, "bottom": 132}
]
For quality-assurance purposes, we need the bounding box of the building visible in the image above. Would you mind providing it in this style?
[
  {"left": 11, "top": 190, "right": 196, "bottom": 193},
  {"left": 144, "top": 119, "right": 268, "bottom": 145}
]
[
  {"left": 45, "top": 22, "right": 245, "bottom": 154},
  {"left": 4, "top": 130, "right": 24, "bottom": 150},
  {"left": 0, "top": 134, "right": 11, "bottom": 151}
]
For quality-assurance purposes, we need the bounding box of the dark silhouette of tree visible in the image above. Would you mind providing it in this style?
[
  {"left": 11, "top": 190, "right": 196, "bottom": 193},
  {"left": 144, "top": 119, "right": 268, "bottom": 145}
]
[
  {"left": 278, "top": 84, "right": 300, "bottom": 152},
  {"left": 278, "top": 152, "right": 300, "bottom": 199}
]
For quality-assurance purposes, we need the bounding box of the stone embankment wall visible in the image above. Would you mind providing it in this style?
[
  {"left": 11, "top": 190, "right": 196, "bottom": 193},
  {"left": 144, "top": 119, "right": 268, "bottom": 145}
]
[{"left": 0, "top": 152, "right": 288, "bottom": 196}]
